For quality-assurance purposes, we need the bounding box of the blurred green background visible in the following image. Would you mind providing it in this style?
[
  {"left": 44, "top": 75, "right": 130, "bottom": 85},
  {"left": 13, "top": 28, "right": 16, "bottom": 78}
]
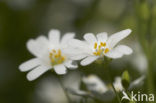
[{"left": 0, "top": 0, "right": 156, "bottom": 103}]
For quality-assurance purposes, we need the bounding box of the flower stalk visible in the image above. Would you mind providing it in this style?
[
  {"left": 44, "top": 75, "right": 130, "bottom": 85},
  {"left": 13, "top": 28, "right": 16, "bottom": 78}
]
[
  {"left": 104, "top": 58, "right": 121, "bottom": 103},
  {"left": 58, "top": 76, "right": 72, "bottom": 103}
]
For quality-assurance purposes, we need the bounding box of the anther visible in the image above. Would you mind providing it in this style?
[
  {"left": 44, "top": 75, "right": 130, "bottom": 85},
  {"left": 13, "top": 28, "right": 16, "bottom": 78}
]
[
  {"left": 94, "top": 42, "right": 97, "bottom": 49},
  {"left": 100, "top": 42, "right": 103, "bottom": 46},
  {"left": 58, "top": 49, "right": 61, "bottom": 57},
  {"left": 61, "top": 56, "right": 65, "bottom": 61},
  {"left": 93, "top": 52, "right": 98, "bottom": 56},
  {"left": 103, "top": 42, "right": 106, "bottom": 47},
  {"left": 55, "top": 54, "right": 58, "bottom": 58},
  {"left": 98, "top": 45, "right": 101, "bottom": 49},
  {"left": 52, "top": 49, "right": 56, "bottom": 53},
  {"left": 104, "top": 48, "right": 109, "bottom": 54}
]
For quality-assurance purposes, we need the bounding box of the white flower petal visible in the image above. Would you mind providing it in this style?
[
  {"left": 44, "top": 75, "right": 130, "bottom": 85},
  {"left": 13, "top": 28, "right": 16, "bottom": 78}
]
[
  {"left": 36, "top": 35, "right": 48, "bottom": 43},
  {"left": 61, "top": 33, "right": 75, "bottom": 45},
  {"left": 19, "top": 58, "right": 40, "bottom": 72},
  {"left": 70, "top": 54, "right": 88, "bottom": 60},
  {"left": 129, "top": 75, "right": 145, "bottom": 89},
  {"left": 80, "top": 56, "right": 98, "bottom": 66},
  {"left": 48, "top": 29, "right": 60, "bottom": 45},
  {"left": 26, "top": 36, "right": 48, "bottom": 57},
  {"left": 113, "top": 77, "right": 124, "bottom": 91},
  {"left": 96, "top": 32, "right": 108, "bottom": 42},
  {"left": 64, "top": 60, "right": 77, "bottom": 69},
  {"left": 107, "top": 29, "right": 131, "bottom": 48},
  {"left": 105, "top": 45, "right": 132, "bottom": 59},
  {"left": 82, "top": 75, "right": 108, "bottom": 93},
  {"left": 83, "top": 33, "right": 97, "bottom": 45},
  {"left": 105, "top": 49, "right": 123, "bottom": 59},
  {"left": 67, "top": 88, "right": 89, "bottom": 97},
  {"left": 114, "top": 45, "right": 133, "bottom": 55},
  {"left": 62, "top": 47, "right": 84, "bottom": 56},
  {"left": 27, "top": 65, "right": 50, "bottom": 81},
  {"left": 69, "top": 39, "right": 88, "bottom": 49},
  {"left": 54, "top": 64, "right": 67, "bottom": 75}
]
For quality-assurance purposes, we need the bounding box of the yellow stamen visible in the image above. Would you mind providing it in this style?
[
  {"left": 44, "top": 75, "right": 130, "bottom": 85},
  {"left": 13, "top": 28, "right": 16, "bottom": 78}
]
[
  {"left": 103, "top": 42, "right": 106, "bottom": 47},
  {"left": 93, "top": 42, "right": 108, "bottom": 56},
  {"left": 61, "top": 56, "right": 65, "bottom": 61},
  {"left": 52, "top": 49, "right": 56, "bottom": 53},
  {"left": 49, "top": 49, "right": 66, "bottom": 66},
  {"left": 97, "top": 49, "right": 102, "bottom": 55},
  {"left": 55, "top": 54, "right": 58, "bottom": 58},
  {"left": 98, "top": 45, "right": 101, "bottom": 49},
  {"left": 97, "top": 51, "right": 100, "bottom": 56},
  {"left": 100, "top": 42, "right": 103, "bottom": 46},
  {"left": 100, "top": 42, "right": 106, "bottom": 47},
  {"left": 93, "top": 52, "right": 98, "bottom": 56},
  {"left": 94, "top": 42, "right": 97, "bottom": 49},
  {"left": 49, "top": 53, "right": 53, "bottom": 58},
  {"left": 51, "top": 58, "right": 55, "bottom": 63},
  {"left": 104, "top": 48, "right": 109, "bottom": 54},
  {"left": 58, "top": 49, "right": 61, "bottom": 57},
  {"left": 58, "top": 59, "right": 62, "bottom": 64}
]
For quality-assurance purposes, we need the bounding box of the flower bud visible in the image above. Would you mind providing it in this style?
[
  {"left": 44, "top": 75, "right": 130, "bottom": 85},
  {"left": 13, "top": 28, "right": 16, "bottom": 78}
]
[{"left": 122, "top": 70, "right": 130, "bottom": 90}]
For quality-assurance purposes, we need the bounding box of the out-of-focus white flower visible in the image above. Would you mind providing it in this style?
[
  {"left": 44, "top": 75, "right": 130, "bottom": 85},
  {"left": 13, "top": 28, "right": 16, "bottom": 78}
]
[
  {"left": 130, "top": 43, "right": 148, "bottom": 73},
  {"left": 36, "top": 76, "right": 68, "bottom": 103},
  {"left": 69, "top": 74, "right": 145, "bottom": 102},
  {"left": 129, "top": 75, "right": 145, "bottom": 89},
  {"left": 82, "top": 75, "right": 108, "bottom": 94},
  {"left": 113, "top": 77, "right": 124, "bottom": 92},
  {"left": 62, "top": 72, "right": 82, "bottom": 101},
  {"left": 70, "top": 29, "right": 133, "bottom": 66},
  {"left": 36, "top": 72, "right": 81, "bottom": 103},
  {"left": 19, "top": 29, "right": 77, "bottom": 81},
  {"left": 113, "top": 75, "right": 146, "bottom": 92},
  {"left": 81, "top": 75, "right": 114, "bottom": 101}
]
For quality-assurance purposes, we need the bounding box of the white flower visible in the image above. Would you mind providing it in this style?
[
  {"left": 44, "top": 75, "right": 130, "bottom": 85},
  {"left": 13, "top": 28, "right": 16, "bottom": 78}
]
[
  {"left": 113, "top": 75, "right": 145, "bottom": 92},
  {"left": 129, "top": 75, "right": 145, "bottom": 89},
  {"left": 81, "top": 75, "right": 115, "bottom": 101},
  {"left": 80, "top": 75, "right": 115, "bottom": 101},
  {"left": 130, "top": 43, "right": 148, "bottom": 73},
  {"left": 36, "top": 76, "right": 68, "bottom": 103},
  {"left": 36, "top": 72, "right": 81, "bottom": 103},
  {"left": 82, "top": 76, "right": 124, "bottom": 92},
  {"left": 19, "top": 29, "right": 77, "bottom": 81},
  {"left": 70, "top": 29, "right": 133, "bottom": 66},
  {"left": 113, "top": 77, "right": 124, "bottom": 92},
  {"left": 82, "top": 75, "right": 108, "bottom": 94}
]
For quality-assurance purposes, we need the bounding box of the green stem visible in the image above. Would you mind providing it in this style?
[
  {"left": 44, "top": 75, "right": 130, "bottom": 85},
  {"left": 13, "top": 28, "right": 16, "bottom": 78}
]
[
  {"left": 82, "top": 97, "right": 87, "bottom": 103},
  {"left": 111, "top": 81, "right": 121, "bottom": 103},
  {"left": 104, "top": 59, "right": 121, "bottom": 103},
  {"left": 58, "top": 76, "right": 72, "bottom": 103},
  {"left": 126, "top": 90, "right": 136, "bottom": 103}
]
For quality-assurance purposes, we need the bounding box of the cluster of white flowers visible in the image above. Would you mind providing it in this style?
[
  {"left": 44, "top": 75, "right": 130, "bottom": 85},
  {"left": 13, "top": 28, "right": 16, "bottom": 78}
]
[
  {"left": 19, "top": 29, "right": 133, "bottom": 81},
  {"left": 82, "top": 74, "right": 145, "bottom": 93},
  {"left": 67, "top": 74, "right": 145, "bottom": 102}
]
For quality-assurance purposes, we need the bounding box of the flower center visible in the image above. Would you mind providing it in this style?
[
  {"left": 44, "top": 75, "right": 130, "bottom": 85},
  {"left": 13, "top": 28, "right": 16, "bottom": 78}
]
[
  {"left": 93, "top": 42, "right": 109, "bottom": 56},
  {"left": 49, "top": 49, "right": 66, "bottom": 65}
]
